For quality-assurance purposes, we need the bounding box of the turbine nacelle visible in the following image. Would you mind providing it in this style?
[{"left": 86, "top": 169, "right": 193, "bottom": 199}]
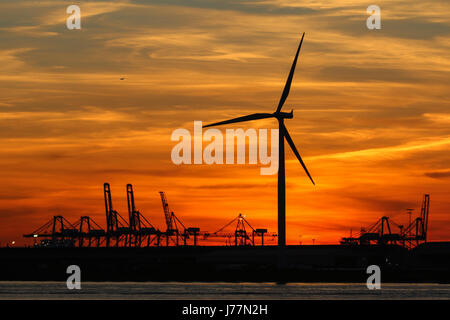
[{"left": 274, "top": 110, "right": 293, "bottom": 120}]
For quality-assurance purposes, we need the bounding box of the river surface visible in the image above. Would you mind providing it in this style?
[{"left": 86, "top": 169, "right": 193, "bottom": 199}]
[{"left": 0, "top": 282, "right": 449, "bottom": 299}]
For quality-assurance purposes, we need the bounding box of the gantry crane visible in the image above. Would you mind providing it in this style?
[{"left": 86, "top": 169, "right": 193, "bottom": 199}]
[
  {"left": 159, "top": 191, "right": 200, "bottom": 246},
  {"left": 127, "top": 184, "right": 160, "bottom": 247},
  {"left": 340, "top": 216, "right": 405, "bottom": 246},
  {"left": 203, "top": 213, "right": 276, "bottom": 246},
  {"left": 402, "top": 194, "right": 430, "bottom": 248},
  {"left": 340, "top": 194, "right": 431, "bottom": 249},
  {"left": 104, "top": 183, "right": 130, "bottom": 247},
  {"left": 23, "top": 215, "right": 78, "bottom": 247},
  {"left": 72, "top": 216, "right": 105, "bottom": 247},
  {"left": 159, "top": 191, "right": 180, "bottom": 246}
]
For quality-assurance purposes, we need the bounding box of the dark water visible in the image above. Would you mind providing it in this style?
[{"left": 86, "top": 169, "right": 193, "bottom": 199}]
[{"left": 0, "top": 282, "right": 449, "bottom": 299}]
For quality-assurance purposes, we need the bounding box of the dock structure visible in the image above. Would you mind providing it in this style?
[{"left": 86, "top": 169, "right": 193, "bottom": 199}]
[
  {"left": 23, "top": 183, "right": 276, "bottom": 248},
  {"left": 23, "top": 185, "right": 431, "bottom": 250},
  {"left": 340, "top": 194, "right": 430, "bottom": 249},
  {"left": 23, "top": 188, "right": 431, "bottom": 250}
]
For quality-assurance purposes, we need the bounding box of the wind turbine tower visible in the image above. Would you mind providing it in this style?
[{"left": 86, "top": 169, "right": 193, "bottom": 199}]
[{"left": 204, "top": 33, "right": 315, "bottom": 247}]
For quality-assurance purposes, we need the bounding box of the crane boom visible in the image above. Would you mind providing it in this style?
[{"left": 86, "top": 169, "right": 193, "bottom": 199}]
[
  {"left": 421, "top": 194, "right": 430, "bottom": 242},
  {"left": 127, "top": 184, "right": 139, "bottom": 232},
  {"left": 159, "top": 191, "right": 173, "bottom": 231},
  {"left": 104, "top": 182, "right": 116, "bottom": 232}
]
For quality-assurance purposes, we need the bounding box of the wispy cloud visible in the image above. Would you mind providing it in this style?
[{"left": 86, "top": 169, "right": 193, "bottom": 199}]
[
  {"left": 425, "top": 171, "right": 450, "bottom": 179},
  {"left": 306, "top": 137, "right": 450, "bottom": 161}
]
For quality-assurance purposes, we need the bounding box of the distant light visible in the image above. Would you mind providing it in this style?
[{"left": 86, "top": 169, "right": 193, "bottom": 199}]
[
  {"left": 11, "top": 241, "right": 15, "bottom": 245},
  {"left": 33, "top": 234, "right": 38, "bottom": 238}
]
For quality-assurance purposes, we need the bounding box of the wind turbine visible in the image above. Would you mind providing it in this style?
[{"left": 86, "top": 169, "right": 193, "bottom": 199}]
[{"left": 203, "top": 33, "right": 314, "bottom": 248}]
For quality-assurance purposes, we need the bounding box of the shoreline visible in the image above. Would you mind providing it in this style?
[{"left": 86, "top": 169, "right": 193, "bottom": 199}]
[{"left": 0, "top": 243, "right": 448, "bottom": 283}]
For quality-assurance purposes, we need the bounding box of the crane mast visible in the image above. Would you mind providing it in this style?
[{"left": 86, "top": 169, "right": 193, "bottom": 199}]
[
  {"left": 159, "top": 191, "right": 174, "bottom": 232},
  {"left": 104, "top": 183, "right": 129, "bottom": 247},
  {"left": 104, "top": 183, "right": 117, "bottom": 233},
  {"left": 127, "top": 184, "right": 140, "bottom": 246},
  {"left": 127, "top": 184, "right": 140, "bottom": 230},
  {"left": 420, "top": 194, "right": 430, "bottom": 242},
  {"left": 159, "top": 191, "right": 192, "bottom": 246}
]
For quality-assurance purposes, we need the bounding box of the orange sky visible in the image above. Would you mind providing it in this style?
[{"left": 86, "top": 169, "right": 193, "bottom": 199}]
[{"left": 0, "top": 0, "right": 449, "bottom": 246}]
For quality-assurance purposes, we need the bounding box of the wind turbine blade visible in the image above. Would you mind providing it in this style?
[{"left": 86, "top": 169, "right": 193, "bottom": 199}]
[
  {"left": 275, "top": 33, "right": 305, "bottom": 113},
  {"left": 203, "top": 113, "right": 274, "bottom": 128},
  {"left": 282, "top": 123, "right": 315, "bottom": 185}
]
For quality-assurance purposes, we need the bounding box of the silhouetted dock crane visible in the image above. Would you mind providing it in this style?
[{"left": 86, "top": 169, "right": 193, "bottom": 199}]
[
  {"left": 234, "top": 214, "right": 251, "bottom": 246},
  {"left": 340, "top": 194, "right": 430, "bottom": 249},
  {"left": 253, "top": 229, "right": 268, "bottom": 246},
  {"left": 104, "top": 183, "right": 130, "bottom": 247},
  {"left": 402, "top": 194, "right": 430, "bottom": 248},
  {"left": 159, "top": 191, "right": 200, "bottom": 246},
  {"left": 159, "top": 191, "right": 181, "bottom": 246},
  {"left": 23, "top": 215, "right": 78, "bottom": 247},
  {"left": 203, "top": 213, "right": 276, "bottom": 246},
  {"left": 341, "top": 216, "right": 403, "bottom": 246},
  {"left": 72, "top": 216, "right": 105, "bottom": 247},
  {"left": 127, "top": 184, "right": 160, "bottom": 247}
]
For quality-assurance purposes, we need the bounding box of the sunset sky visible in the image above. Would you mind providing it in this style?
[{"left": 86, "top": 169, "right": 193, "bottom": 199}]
[{"left": 0, "top": 0, "right": 449, "bottom": 246}]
